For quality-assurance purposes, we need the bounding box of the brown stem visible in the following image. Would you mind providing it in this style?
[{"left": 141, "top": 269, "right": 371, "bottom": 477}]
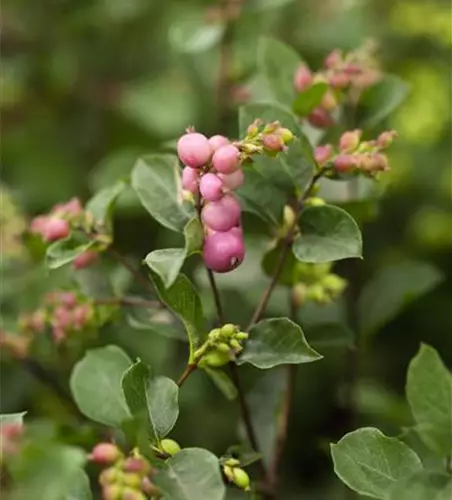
[
  {"left": 206, "top": 269, "right": 225, "bottom": 324},
  {"left": 176, "top": 364, "right": 197, "bottom": 387}
]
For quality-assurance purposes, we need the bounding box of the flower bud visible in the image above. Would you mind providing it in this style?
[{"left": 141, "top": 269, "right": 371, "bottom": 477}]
[
  {"left": 343, "top": 63, "right": 362, "bottom": 75},
  {"left": 324, "top": 49, "right": 342, "bottom": 69},
  {"left": 177, "top": 132, "right": 213, "bottom": 169},
  {"left": 90, "top": 443, "right": 122, "bottom": 464},
  {"left": 307, "top": 108, "right": 334, "bottom": 129},
  {"left": 73, "top": 250, "right": 98, "bottom": 270},
  {"left": 122, "top": 457, "right": 151, "bottom": 475},
  {"left": 321, "top": 90, "right": 338, "bottom": 112},
  {"left": 43, "top": 218, "right": 70, "bottom": 242},
  {"left": 30, "top": 215, "right": 49, "bottom": 236},
  {"left": 235, "top": 332, "right": 248, "bottom": 340},
  {"left": 339, "top": 130, "right": 362, "bottom": 152},
  {"left": 160, "top": 439, "right": 181, "bottom": 456},
  {"left": 333, "top": 154, "right": 356, "bottom": 173},
  {"left": 201, "top": 350, "right": 231, "bottom": 368},
  {"left": 373, "top": 153, "right": 389, "bottom": 171},
  {"left": 247, "top": 119, "right": 262, "bottom": 138},
  {"left": 305, "top": 197, "right": 325, "bottom": 207},
  {"left": 208, "top": 135, "right": 230, "bottom": 152},
  {"left": 199, "top": 173, "right": 224, "bottom": 202},
  {"left": 232, "top": 468, "right": 250, "bottom": 490},
  {"left": 329, "top": 72, "right": 350, "bottom": 89},
  {"left": 262, "top": 133, "right": 284, "bottom": 152},
  {"left": 322, "top": 274, "right": 346, "bottom": 294},
  {"left": 102, "top": 484, "right": 122, "bottom": 500},
  {"left": 208, "top": 328, "right": 222, "bottom": 342},
  {"left": 377, "top": 130, "right": 397, "bottom": 149},
  {"left": 99, "top": 467, "right": 119, "bottom": 485},
  {"left": 306, "top": 284, "right": 327, "bottom": 303},
  {"left": 220, "top": 323, "right": 237, "bottom": 337},
  {"left": 212, "top": 144, "right": 241, "bottom": 174},
  {"left": 182, "top": 167, "right": 199, "bottom": 193},
  {"left": 278, "top": 128, "right": 294, "bottom": 144},
  {"left": 229, "top": 339, "right": 242, "bottom": 351},
  {"left": 203, "top": 228, "right": 245, "bottom": 273},
  {"left": 72, "top": 304, "right": 91, "bottom": 330},
  {"left": 217, "top": 343, "right": 231, "bottom": 353},
  {"left": 314, "top": 144, "right": 333, "bottom": 166},
  {"left": 201, "top": 194, "right": 241, "bottom": 233},
  {"left": 293, "top": 64, "right": 313, "bottom": 92},
  {"left": 218, "top": 169, "right": 244, "bottom": 190}
]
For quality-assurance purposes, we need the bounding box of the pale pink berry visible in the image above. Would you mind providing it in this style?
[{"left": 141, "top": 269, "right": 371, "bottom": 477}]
[
  {"left": 60, "top": 197, "right": 83, "bottom": 216},
  {"left": 203, "top": 229, "right": 245, "bottom": 273},
  {"left": 263, "top": 134, "right": 284, "bottom": 152},
  {"left": 208, "top": 135, "right": 230, "bottom": 152},
  {"left": 307, "top": 108, "right": 334, "bottom": 129},
  {"left": 212, "top": 144, "right": 241, "bottom": 174},
  {"left": 73, "top": 250, "right": 98, "bottom": 270},
  {"left": 181, "top": 166, "right": 199, "bottom": 193},
  {"left": 72, "top": 304, "right": 91, "bottom": 330},
  {"left": 52, "top": 306, "right": 72, "bottom": 329},
  {"left": 30, "top": 215, "right": 49, "bottom": 235},
  {"left": 314, "top": 144, "right": 333, "bottom": 165},
  {"left": 199, "top": 173, "right": 224, "bottom": 201},
  {"left": 329, "top": 72, "right": 350, "bottom": 89},
  {"left": 202, "top": 194, "right": 241, "bottom": 232},
  {"left": 177, "top": 132, "right": 213, "bottom": 169},
  {"left": 377, "top": 130, "right": 397, "bottom": 148},
  {"left": 334, "top": 154, "right": 356, "bottom": 173},
  {"left": 218, "top": 169, "right": 244, "bottom": 190},
  {"left": 90, "top": 443, "right": 122, "bottom": 464},
  {"left": 43, "top": 218, "right": 70, "bottom": 242},
  {"left": 56, "top": 291, "right": 77, "bottom": 308},
  {"left": 339, "top": 130, "right": 362, "bottom": 152},
  {"left": 293, "top": 64, "right": 313, "bottom": 92}
]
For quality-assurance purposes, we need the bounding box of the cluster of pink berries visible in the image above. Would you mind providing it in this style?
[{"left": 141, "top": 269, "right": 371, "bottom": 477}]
[
  {"left": 314, "top": 129, "right": 397, "bottom": 177},
  {"left": 293, "top": 42, "right": 381, "bottom": 128},
  {"left": 0, "top": 422, "right": 23, "bottom": 461}
]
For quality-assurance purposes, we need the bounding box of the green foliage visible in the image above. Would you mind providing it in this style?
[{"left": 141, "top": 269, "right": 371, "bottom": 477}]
[
  {"left": 85, "top": 180, "right": 128, "bottom": 232},
  {"left": 292, "top": 83, "right": 329, "bottom": 116},
  {"left": 388, "top": 471, "right": 452, "bottom": 500},
  {"left": 46, "top": 235, "right": 95, "bottom": 270}
]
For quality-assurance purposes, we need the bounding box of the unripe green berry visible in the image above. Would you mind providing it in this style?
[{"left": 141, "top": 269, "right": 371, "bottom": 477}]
[
  {"left": 99, "top": 467, "right": 119, "bottom": 485},
  {"left": 229, "top": 339, "right": 242, "bottom": 351},
  {"left": 160, "top": 439, "right": 181, "bottom": 456},
  {"left": 322, "top": 274, "right": 346, "bottom": 294},
  {"left": 306, "top": 284, "right": 328, "bottom": 303},
  {"left": 122, "top": 472, "right": 142, "bottom": 488},
  {"left": 102, "top": 484, "right": 122, "bottom": 500},
  {"left": 201, "top": 350, "right": 231, "bottom": 367},
  {"left": 235, "top": 332, "right": 248, "bottom": 340},
  {"left": 220, "top": 323, "right": 237, "bottom": 337},
  {"left": 232, "top": 468, "right": 251, "bottom": 490},
  {"left": 223, "top": 465, "right": 234, "bottom": 482},
  {"left": 305, "top": 197, "right": 325, "bottom": 207},
  {"left": 224, "top": 458, "right": 240, "bottom": 467},
  {"left": 217, "top": 342, "right": 231, "bottom": 353},
  {"left": 208, "top": 328, "right": 222, "bottom": 341},
  {"left": 279, "top": 128, "right": 294, "bottom": 143}
]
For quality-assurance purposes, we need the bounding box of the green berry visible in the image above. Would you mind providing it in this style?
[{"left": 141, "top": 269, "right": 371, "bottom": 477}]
[
  {"left": 122, "top": 472, "right": 142, "bottom": 488},
  {"left": 220, "top": 323, "right": 237, "bottom": 337},
  {"left": 201, "top": 350, "right": 231, "bottom": 368},
  {"left": 279, "top": 127, "right": 294, "bottom": 143},
  {"left": 229, "top": 339, "right": 242, "bottom": 350},
  {"left": 233, "top": 468, "right": 251, "bottom": 490},
  {"left": 208, "top": 328, "right": 222, "bottom": 341},
  {"left": 217, "top": 342, "right": 231, "bottom": 353},
  {"left": 160, "top": 439, "right": 181, "bottom": 456},
  {"left": 224, "top": 458, "right": 240, "bottom": 467},
  {"left": 235, "top": 332, "right": 248, "bottom": 340},
  {"left": 99, "top": 467, "right": 119, "bottom": 485}
]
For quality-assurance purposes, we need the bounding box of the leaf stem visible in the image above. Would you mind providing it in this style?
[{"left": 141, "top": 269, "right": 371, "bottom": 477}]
[
  {"left": 206, "top": 269, "right": 225, "bottom": 324},
  {"left": 176, "top": 364, "right": 197, "bottom": 387}
]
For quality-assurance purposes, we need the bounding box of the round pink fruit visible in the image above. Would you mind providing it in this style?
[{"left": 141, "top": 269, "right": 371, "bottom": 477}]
[
  {"left": 182, "top": 166, "right": 199, "bottom": 193},
  {"left": 218, "top": 169, "right": 244, "bottom": 190},
  {"left": 177, "top": 132, "right": 213, "bottom": 169},
  {"left": 208, "top": 135, "right": 230, "bottom": 152},
  {"left": 43, "top": 218, "right": 70, "bottom": 242},
  {"left": 202, "top": 194, "right": 241, "bottom": 232},
  {"left": 293, "top": 64, "right": 313, "bottom": 92},
  {"left": 212, "top": 144, "right": 241, "bottom": 174},
  {"left": 73, "top": 250, "right": 98, "bottom": 270},
  {"left": 203, "top": 229, "right": 245, "bottom": 273},
  {"left": 199, "top": 173, "right": 224, "bottom": 201}
]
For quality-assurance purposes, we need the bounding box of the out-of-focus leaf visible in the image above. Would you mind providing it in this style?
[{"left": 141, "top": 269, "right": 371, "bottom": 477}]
[
  {"left": 203, "top": 367, "right": 238, "bottom": 401},
  {"left": 46, "top": 234, "right": 95, "bottom": 270},
  {"left": 85, "top": 180, "right": 128, "bottom": 230},
  {"left": 127, "top": 307, "right": 187, "bottom": 342},
  {"left": 65, "top": 469, "right": 92, "bottom": 500},
  {"left": 306, "top": 323, "right": 353, "bottom": 349},
  {"left": 389, "top": 471, "right": 452, "bottom": 500},
  {"left": 0, "top": 412, "right": 26, "bottom": 426},
  {"left": 292, "top": 83, "right": 329, "bottom": 116}
]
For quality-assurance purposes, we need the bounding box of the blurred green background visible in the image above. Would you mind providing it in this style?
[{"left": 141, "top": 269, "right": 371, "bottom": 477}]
[{"left": 1, "top": 0, "right": 451, "bottom": 498}]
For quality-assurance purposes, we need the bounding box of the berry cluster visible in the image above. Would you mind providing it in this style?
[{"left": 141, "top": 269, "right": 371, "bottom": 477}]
[
  {"left": 314, "top": 129, "right": 397, "bottom": 178},
  {"left": 178, "top": 123, "right": 293, "bottom": 273},
  {"left": 222, "top": 458, "right": 251, "bottom": 491},
  {"left": 293, "top": 41, "right": 381, "bottom": 128},
  {"left": 0, "top": 422, "right": 23, "bottom": 461}
]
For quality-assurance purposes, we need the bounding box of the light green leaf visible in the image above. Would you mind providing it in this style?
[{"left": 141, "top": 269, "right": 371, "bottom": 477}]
[
  {"left": 406, "top": 344, "right": 452, "bottom": 456},
  {"left": 149, "top": 272, "right": 206, "bottom": 360},
  {"left": 131, "top": 154, "right": 194, "bottom": 232},
  {"left": 358, "top": 261, "right": 442, "bottom": 336},
  {"left": 292, "top": 82, "right": 329, "bottom": 116},
  {"left": 46, "top": 234, "right": 95, "bottom": 270},
  {"left": 203, "top": 367, "right": 238, "bottom": 401},
  {"left": 127, "top": 308, "right": 187, "bottom": 342},
  {"left": 360, "top": 74, "right": 410, "bottom": 128},
  {"left": 237, "top": 318, "right": 322, "bottom": 369},
  {"left": 65, "top": 469, "right": 92, "bottom": 500},
  {"left": 70, "top": 346, "right": 131, "bottom": 427},
  {"left": 85, "top": 180, "right": 128, "bottom": 230},
  {"left": 121, "top": 359, "right": 179, "bottom": 444},
  {"left": 0, "top": 412, "right": 26, "bottom": 426},
  {"left": 293, "top": 205, "right": 362, "bottom": 263},
  {"left": 154, "top": 448, "right": 225, "bottom": 500},
  {"left": 389, "top": 471, "right": 452, "bottom": 500},
  {"left": 331, "top": 427, "right": 422, "bottom": 499},
  {"left": 145, "top": 217, "right": 204, "bottom": 288}
]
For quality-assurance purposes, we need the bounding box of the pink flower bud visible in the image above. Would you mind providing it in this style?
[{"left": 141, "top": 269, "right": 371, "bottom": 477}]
[
  {"left": 208, "top": 135, "right": 230, "bottom": 152},
  {"left": 73, "top": 250, "right": 98, "bottom": 270},
  {"left": 177, "top": 132, "right": 213, "bottom": 169},
  {"left": 43, "top": 218, "right": 70, "bottom": 242},
  {"left": 122, "top": 457, "right": 151, "bottom": 474},
  {"left": 30, "top": 310, "right": 46, "bottom": 333},
  {"left": 263, "top": 134, "right": 284, "bottom": 152},
  {"left": 203, "top": 229, "right": 245, "bottom": 273},
  {"left": 90, "top": 443, "right": 122, "bottom": 464},
  {"left": 72, "top": 304, "right": 91, "bottom": 330},
  {"left": 339, "top": 130, "right": 362, "bottom": 152},
  {"left": 373, "top": 153, "right": 389, "bottom": 171},
  {"left": 324, "top": 49, "right": 342, "bottom": 69},
  {"left": 377, "top": 130, "right": 397, "bottom": 148},
  {"left": 57, "top": 291, "right": 77, "bottom": 308},
  {"left": 212, "top": 144, "right": 241, "bottom": 174},
  {"left": 293, "top": 64, "right": 313, "bottom": 92},
  {"left": 343, "top": 63, "right": 362, "bottom": 75},
  {"left": 314, "top": 144, "right": 333, "bottom": 165},
  {"left": 333, "top": 154, "right": 356, "bottom": 173},
  {"left": 60, "top": 197, "right": 83, "bottom": 216},
  {"left": 53, "top": 306, "right": 72, "bottom": 329},
  {"left": 218, "top": 169, "right": 244, "bottom": 190},
  {"left": 30, "top": 215, "right": 49, "bottom": 235},
  {"left": 329, "top": 72, "right": 351, "bottom": 89},
  {"left": 181, "top": 166, "right": 199, "bottom": 193},
  {"left": 199, "top": 173, "right": 224, "bottom": 201},
  {"left": 307, "top": 108, "right": 334, "bottom": 129},
  {"left": 201, "top": 194, "right": 241, "bottom": 232}
]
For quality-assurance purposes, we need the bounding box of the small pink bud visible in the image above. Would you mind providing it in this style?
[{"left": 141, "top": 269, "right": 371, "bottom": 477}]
[
  {"left": 263, "top": 134, "right": 284, "bottom": 152},
  {"left": 293, "top": 64, "right": 313, "bottom": 92},
  {"left": 199, "top": 173, "right": 224, "bottom": 201},
  {"left": 373, "top": 153, "right": 389, "bottom": 171},
  {"left": 329, "top": 72, "right": 351, "bottom": 89},
  {"left": 181, "top": 166, "right": 199, "bottom": 193},
  {"left": 203, "top": 229, "right": 245, "bottom": 273},
  {"left": 177, "top": 132, "right": 213, "bottom": 169},
  {"left": 212, "top": 144, "right": 241, "bottom": 174},
  {"left": 247, "top": 119, "right": 262, "bottom": 137},
  {"left": 218, "top": 169, "right": 244, "bottom": 190},
  {"left": 30, "top": 215, "right": 49, "bottom": 235},
  {"left": 339, "top": 130, "right": 362, "bottom": 152},
  {"left": 30, "top": 310, "right": 46, "bottom": 333},
  {"left": 334, "top": 154, "right": 356, "bottom": 173},
  {"left": 343, "top": 63, "right": 362, "bottom": 75},
  {"left": 201, "top": 194, "right": 241, "bottom": 232},
  {"left": 53, "top": 306, "right": 72, "bottom": 329},
  {"left": 308, "top": 108, "right": 334, "bottom": 129},
  {"left": 72, "top": 304, "right": 91, "bottom": 330},
  {"left": 90, "top": 443, "right": 122, "bottom": 464},
  {"left": 377, "top": 130, "right": 397, "bottom": 148},
  {"left": 61, "top": 197, "right": 83, "bottom": 216},
  {"left": 57, "top": 291, "right": 77, "bottom": 308},
  {"left": 314, "top": 144, "right": 333, "bottom": 165},
  {"left": 43, "top": 218, "right": 70, "bottom": 242},
  {"left": 324, "top": 49, "right": 342, "bottom": 69},
  {"left": 354, "top": 70, "right": 381, "bottom": 89},
  {"left": 208, "top": 135, "right": 230, "bottom": 152},
  {"left": 122, "top": 457, "right": 151, "bottom": 474},
  {"left": 73, "top": 250, "right": 98, "bottom": 270}
]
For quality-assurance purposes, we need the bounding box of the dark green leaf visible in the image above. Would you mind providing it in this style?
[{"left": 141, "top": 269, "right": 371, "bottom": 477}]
[
  {"left": 389, "top": 471, "right": 452, "bottom": 500},
  {"left": 293, "top": 205, "right": 362, "bottom": 263},
  {"left": 237, "top": 318, "right": 322, "bottom": 369},
  {"left": 292, "top": 83, "right": 329, "bottom": 116},
  {"left": 306, "top": 323, "right": 353, "bottom": 349},
  {"left": 70, "top": 346, "right": 131, "bottom": 427},
  {"left": 85, "top": 180, "right": 128, "bottom": 231},
  {"left": 331, "top": 427, "right": 422, "bottom": 499},
  {"left": 154, "top": 448, "right": 225, "bottom": 500},
  {"left": 131, "top": 154, "right": 194, "bottom": 232},
  {"left": 203, "top": 367, "right": 238, "bottom": 401},
  {"left": 46, "top": 234, "right": 95, "bottom": 270},
  {"left": 406, "top": 344, "right": 452, "bottom": 456},
  {"left": 358, "top": 261, "right": 442, "bottom": 336},
  {"left": 121, "top": 359, "right": 179, "bottom": 443}
]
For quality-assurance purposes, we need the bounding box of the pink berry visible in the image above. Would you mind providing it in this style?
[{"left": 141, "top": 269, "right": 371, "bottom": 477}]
[
  {"left": 307, "top": 108, "right": 334, "bottom": 129},
  {"left": 52, "top": 306, "right": 71, "bottom": 329},
  {"left": 334, "top": 154, "right": 356, "bottom": 173},
  {"left": 329, "top": 72, "right": 351, "bottom": 89},
  {"left": 324, "top": 49, "right": 342, "bottom": 69},
  {"left": 339, "top": 130, "right": 362, "bottom": 152},
  {"left": 90, "top": 443, "right": 122, "bottom": 464},
  {"left": 30, "top": 215, "right": 49, "bottom": 235},
  {"left": 73, "top": 250, "right": 98, "bottom": 270},
  {"left": 181, "top": 166, "right": 199, "bottom": 193},
  {"left": 201, "top": 194, "right": 241, "bottom": 232},
  {"left": 199, "top": 173, "right": 224, "bottom": 201},
  {"left": 212, "top": 144, "right": 241, "bottom": 174},
  {"left": 203, "top": 229, "right": 245, "bottom": 273},
  {"left": 314, "top": 144, "right": 333, "bottom": 165},
  {"left": 218, "top": 169, "right": 244, "bottom": 190},
  {"left": 43, "top": 218, "right": 70, "bottom": 242},
  {"left": 61, "top": 197, "right": 83, "bottom": 216},
  {"left": 263, "top": 134, "right": 284, "bottom": 152},
  {"left": 208, "top": 135, "right": 230, "bottom": 152},
  {"left": 177, "top": 132, "right": 213, "bottom": 169},
  {"left": 57, "top": 291, "right": 77, "bottom": 308},
  {"left": 72, "top": 304, "right": 91, "bottom": 330},
  {"left": 293, "top": 64, "right": 313, "bottom": 92}
]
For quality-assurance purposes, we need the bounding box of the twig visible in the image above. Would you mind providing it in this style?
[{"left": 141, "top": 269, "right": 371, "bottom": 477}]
[
  {"left": 206, "top": 269, "right": 225, "bottom": 324},
  {"left": 176, "top": 364, "right": 197, "bottom": 387},
  {"left": 106, "top": 246, "right": 154, "bottom": 293}
]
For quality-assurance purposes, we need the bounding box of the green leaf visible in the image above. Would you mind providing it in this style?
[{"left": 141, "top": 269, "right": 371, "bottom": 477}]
[
  {"left": 203, "top": 367, "right": 238, "bottom": 400},
  {"left": 237, "top": 318, "right": 322, "bottom": 369},
  {"left": 149, "top": 272, "right": 206, "bottom": 360},
  {"left": 292, "top": 83, "right": 329, "bottom": 116},
  {"left": 389, "top": 471, "right": 452, "bottom": 500},
  {"left": 306, "top": 323, "right": 354, "bottom": 349},
  {"left": 154, "top": 448, "right": 225, "bottom": 500},
  {"left": 85, "top": 180, "right": 128, "bottom": 231},
  {"left": 127, "top": 308, "right": 187, "bottom": 342},
  {"left": 406, "top": 344, "right": 452, "bottom": 456},
  {"left": 70, "top": 345, "right": 131, "bottom": 427},
  {"left": 121, "top": 359, "right": 179, "bottom": 444},
  {"left": 131, "top": 154, "right": 194, "bottom": 232},
  {"left": 46, "top": 234, "right": 95, "bottom": 270},
  {"left": 258, "top": 37, "right": 301, "bottom": 107},
  {"left": 360, "top": 74, "right": 410, "bottom": 128},
  {"left": 145, "top": 217, "right": 204, "bottom": 288},
  {"left": 293, "top": 205, "right": 362, "bottom": 263},
  {"left": 330, "top": 427, "right": 422, "bottom": 499},
  {"left": 358, "top": 261, "right": 442, "bottom": 336},
  {"left": 65, "top": 469, "right": 92, "bottom": 500},
  {"left": 0, "top": 412, "right": 26, "bottom": 426}
]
